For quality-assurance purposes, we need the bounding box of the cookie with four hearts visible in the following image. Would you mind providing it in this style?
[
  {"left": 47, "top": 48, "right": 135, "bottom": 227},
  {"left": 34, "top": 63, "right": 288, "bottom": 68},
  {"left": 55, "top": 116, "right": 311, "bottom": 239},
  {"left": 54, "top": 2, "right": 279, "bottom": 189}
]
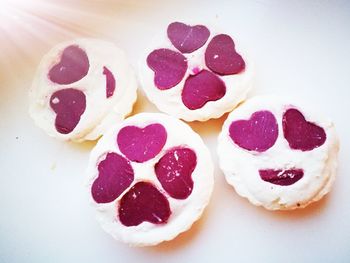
[
  {"left": 29, "top": 38, "right": 137, "bottom": 141},
  {"left": 217, "top": 95, "right": 339, "bottom": 210},
  {"left": 139, "top": 21, "right": 253, "bottom": 122},
  {"left": 86, "top": 113, "right": 214, "bottom": 246}
]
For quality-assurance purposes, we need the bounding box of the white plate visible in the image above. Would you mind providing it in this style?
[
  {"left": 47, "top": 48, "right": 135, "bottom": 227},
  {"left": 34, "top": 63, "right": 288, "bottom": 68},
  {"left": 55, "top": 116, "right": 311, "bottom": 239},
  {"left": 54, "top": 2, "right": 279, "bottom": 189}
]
[{"left": 1, "top": 0, "right": 350, "bottom": 262}]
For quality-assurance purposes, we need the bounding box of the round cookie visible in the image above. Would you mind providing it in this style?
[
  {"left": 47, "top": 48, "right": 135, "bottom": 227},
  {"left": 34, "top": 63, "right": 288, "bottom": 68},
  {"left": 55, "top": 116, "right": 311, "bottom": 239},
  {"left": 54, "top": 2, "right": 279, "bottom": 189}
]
[
  {"left": 29, "top": 38, "right": 137, "bottom": 142},
  {"left": 86, "top": 113, "right": 214, "bottom": 246},
  {"left": 217, "top": 95, "right": 339, "bottom": 210},
  {"left": 139, "top": 21, "right": 253, "bottom": 122}
]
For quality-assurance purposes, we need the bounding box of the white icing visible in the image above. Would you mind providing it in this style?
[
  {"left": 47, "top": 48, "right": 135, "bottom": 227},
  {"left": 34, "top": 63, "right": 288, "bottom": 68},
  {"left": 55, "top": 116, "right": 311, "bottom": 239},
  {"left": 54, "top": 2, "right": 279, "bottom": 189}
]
[
  {"left": 217, "top": 95, "right": 339, "bottom": 210},
  {"left": 138, "top": 22, "right": 254, "bottom": 122},
  {"left": 86, "top": 113, "right": 214, "bottom": 246},
  {"left": 29, "top": 38, "right": 137, "bottom": 142}
]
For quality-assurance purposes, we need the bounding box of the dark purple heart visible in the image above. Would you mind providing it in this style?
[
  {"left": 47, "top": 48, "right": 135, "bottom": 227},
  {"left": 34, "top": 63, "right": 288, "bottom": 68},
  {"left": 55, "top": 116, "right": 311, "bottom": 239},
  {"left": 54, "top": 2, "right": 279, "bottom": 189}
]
[
  {"left": 50, "top": 88, "right": 86, "bottom": 134},
  {"left": 229, "top": 110, "right": 278, "bottom": 152},
  {"left": 118, "top": 182, "right": 171, "bottom": 227},
  {"left": 103, "top": 66, "right": 116, "bottom": 98},
  {"left": 91, "top": 152, "right": 134, "bottom": 204},
  {"left": 259, "top": 169, "right": 304, "bottom": 186},
  {"left": 48, "top": 45, "right": 89, "bottom": 85},
  {"left": 167, "top": 21, "right": 210, "bottom": 53},
  {"left": 283, "top": 108, "right": 326, "bottom": 151},
  {"left": 117, "top": 123, "right": 167, "bottom": 163},
  {"left": 181, "top": 69, "right": 226, "bottom": 110},
  {"left": 155, "top": 147, "right": 197, "bottom": 199},
  {"left": 205, "top": 34, "right": 245, "bottom": 76},
  {"left": 147, "top": 48, "right": 187, "bottom": 90}
]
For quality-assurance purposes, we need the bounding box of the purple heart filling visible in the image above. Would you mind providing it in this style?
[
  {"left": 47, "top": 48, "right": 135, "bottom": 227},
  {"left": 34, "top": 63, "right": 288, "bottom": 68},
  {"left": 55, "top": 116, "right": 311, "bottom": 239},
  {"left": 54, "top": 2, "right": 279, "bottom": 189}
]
[
  {"left": 147, "top": 48, "right": 187, "bottom": 90},
  {"left": 205, "top": 34, "right": 245, "bottom": 76},
  {"left": 50, "top": 88, "right": 86, "bottom": 134},
  {"left": 48, "top": 45, "right": 89, "bottom": 85},
  {"left": 259, "top": 169, "right": 304, "bottom": 186},
  {"left": 167, "top": 21, "right": 210, "bottom": 53},
  {"left": 229, "top": 110, "right": 278, "bottom": 152},
  {"left": 155, "top": 147, "right": 197, "bottom": 199},
  {"left": 103, "top": 66, "right": 116, "bottom": 98},
  {"left": 91, "top": 152, "right": 134, "bottom": 204},
  {"left": 181, "top": 69, "right": 226, "bottom": 110},
  {"left": 117, "top": 123, "right": 167, "bottom": 163},
  {"left": 118, "top": 182, "right": 171, "bottom": 227},
  {"left": 283, "top": 108, "right": 326, "bottom": 151}
]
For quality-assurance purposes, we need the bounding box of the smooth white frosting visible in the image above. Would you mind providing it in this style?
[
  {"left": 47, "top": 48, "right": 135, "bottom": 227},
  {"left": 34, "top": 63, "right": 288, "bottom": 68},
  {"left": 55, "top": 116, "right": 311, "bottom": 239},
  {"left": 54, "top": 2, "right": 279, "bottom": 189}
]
[
  {"left": 86, "top": 113, "right": 214, "bottom": 246},
  {"left": 217, "top": 95, "right": 339, "bottom": 210},
  {"left": 138, "top": 22, "right": 253, "bottom": 122},
  {"left": 29, "top": 38, "right": 137, "bottom": 142}
]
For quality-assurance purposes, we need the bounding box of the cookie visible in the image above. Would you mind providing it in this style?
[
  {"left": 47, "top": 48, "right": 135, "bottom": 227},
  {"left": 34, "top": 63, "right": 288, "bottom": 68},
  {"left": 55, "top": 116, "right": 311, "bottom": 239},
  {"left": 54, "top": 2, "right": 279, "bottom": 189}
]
[
  {"left": 217, "top": 95, "right": 339, "bottom": 210},
  {"left": 29, "top": 38, "right": 137, "bottom": 141},
  {"left": 86, "top": 113, "right": 214, "bottom": 246},
  {"left": 139, "top": 21, "right": 253, "bottom": 122}
]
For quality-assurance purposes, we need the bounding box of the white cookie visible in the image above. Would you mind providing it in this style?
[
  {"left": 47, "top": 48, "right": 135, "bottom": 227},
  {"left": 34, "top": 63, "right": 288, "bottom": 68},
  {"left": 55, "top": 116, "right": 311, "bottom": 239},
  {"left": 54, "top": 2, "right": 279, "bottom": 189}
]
[
  {"left": 29, "top": 38, "right": 137, "bottom": 142},
  {"left": 217, "top": 95, "right": 339, "bottom": 210},
  {"left": 86, "top": 113, "right": 214, "bottom": 246},
  {"left": 138, "top": 21, "right": 253, "bottom": 122}
]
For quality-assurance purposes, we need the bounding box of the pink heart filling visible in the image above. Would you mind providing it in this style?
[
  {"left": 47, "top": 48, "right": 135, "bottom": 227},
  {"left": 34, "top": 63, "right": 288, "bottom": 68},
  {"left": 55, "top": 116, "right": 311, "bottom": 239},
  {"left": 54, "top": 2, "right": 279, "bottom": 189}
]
[
  {"left": 50, "top": 88, "right": 86, "bottom": 134},
  {"left": 205, "top": 34, "right": 245, "bottom": 76},
  {"left": 155, "top": 147, "right": 197, "bottom": 199},
  {"left": 181, "top": 69, "right": 226, "bottom": 110},
  {"left": 48, "top": 45, "right": 89, "bottom": 85},
  {"left": 147, "top": 48, "right": 187, "bottom": 90},
  {"left": 103, "top": 66, "right": 116, "bottom": 98},
  {"left": 167, "top": 22, "right": 210, "bottom": 53},
  {"left": 117, "top": 123, "right": 167, "bottom": 163},
  {"left": 229, "top": 110, "right": 278, "bottom": 152},
  {"left": 283, "top": 108, "right": 326, "bottom": 151},
  {"left": 91, "top": 153, "right": 134, "bottom": 204},
  {"left": 118, "top": 182, "right": 171, "bottom": 227},
  {"left": 259, "top": 169, "right": 304, "bottom": 186}
]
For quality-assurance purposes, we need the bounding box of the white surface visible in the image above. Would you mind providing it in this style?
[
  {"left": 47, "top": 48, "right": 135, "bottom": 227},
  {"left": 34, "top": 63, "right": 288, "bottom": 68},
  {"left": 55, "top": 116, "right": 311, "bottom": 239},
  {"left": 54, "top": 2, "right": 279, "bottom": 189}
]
[
  {"left": 86, "top": 113, "right": 213, "bottom": 246},
  {"left": 217, "top": 95, "right": 339, "bottom": 210},
  {"left": 1, "top": 0, "right": 350, "bottom": 262}
]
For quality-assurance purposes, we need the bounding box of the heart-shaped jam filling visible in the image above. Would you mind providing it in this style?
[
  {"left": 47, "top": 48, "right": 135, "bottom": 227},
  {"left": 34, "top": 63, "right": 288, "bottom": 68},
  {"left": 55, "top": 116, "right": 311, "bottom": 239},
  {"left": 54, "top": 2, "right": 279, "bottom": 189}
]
[
  {"left": 50, "top": 88, "right": 86, "bottom": 134},
  {"left": 259, "top": 169, "right": 304, "bottom": 186},
  {"left": 229, "top": 110, "right": 278, "bottom": 152},
  {"left": 167, "top": 22, "right": 210, "bottom": 53},
  {"left": 147, "top": 48, "right": 187, "bottom": 90},
  {"left": 283, "top": 108, "right": 326, "bottom": 151},
  {"left": 181, "top": 69, "right": 226, "bottom": 110},
  {"left": 205, "top": 34, "right": 245, "bottom": 76},
  {"left": 91, "top": 153, "right": 134, "bottom": 203},
  {"left": 48, "top": 45, "right": 89, "bottom": 85},
  {"left": 103, "top": 66, "right": 116, "bottom": 98},
  {"left": 118, "top": 182, "right": 171, "bottom": 227},
  {"left": 155, "top": 147, "right": 197, "bottom": 199},
  {"left": 117, "top": 123, "right": 167, "bottom": 163}
]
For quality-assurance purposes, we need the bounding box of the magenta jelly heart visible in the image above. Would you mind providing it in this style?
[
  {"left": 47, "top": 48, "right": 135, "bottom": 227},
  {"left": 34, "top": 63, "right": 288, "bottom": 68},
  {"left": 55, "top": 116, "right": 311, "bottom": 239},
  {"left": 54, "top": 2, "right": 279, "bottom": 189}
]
[
  {"left": 181, "top": 69, "right": 226, "bottom": 110},
  {"left": 50, "top": 88, "right": 86, "bottom": 134},
  {"left": 229, "top": 110, "right": 278, "bottom": 152},
  {"left": 155, "top": 148, "right": 197, "bottom": 199},
  {"left": 117, "top": 123, "right": 167, "bottom": 163},
  {"left": 205, "top": 34, "right": 245, "bottom": 76},
  {"left": 48, "top": 45, "right": 89, "bottom": 85},
  {"left": 147, "top": 48, "right": 187, "bottom": 90},
  {"left": 167, "top": 21, "right": 210, "bottom": 53},
  {"left": 283, "top": 108, "right": 326, "bottom": 151},
  {"left": 118, "top": 182, "right": 171, "bottom": 227},
  {"left": 91, "top": 153, "right": 134, "bottom": 204},
  {"left": 259, "top": 169, "right": 304, "bottom": 186},
  {"left": 103, "top": 66, "right": 116, "bottom": 98}
]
